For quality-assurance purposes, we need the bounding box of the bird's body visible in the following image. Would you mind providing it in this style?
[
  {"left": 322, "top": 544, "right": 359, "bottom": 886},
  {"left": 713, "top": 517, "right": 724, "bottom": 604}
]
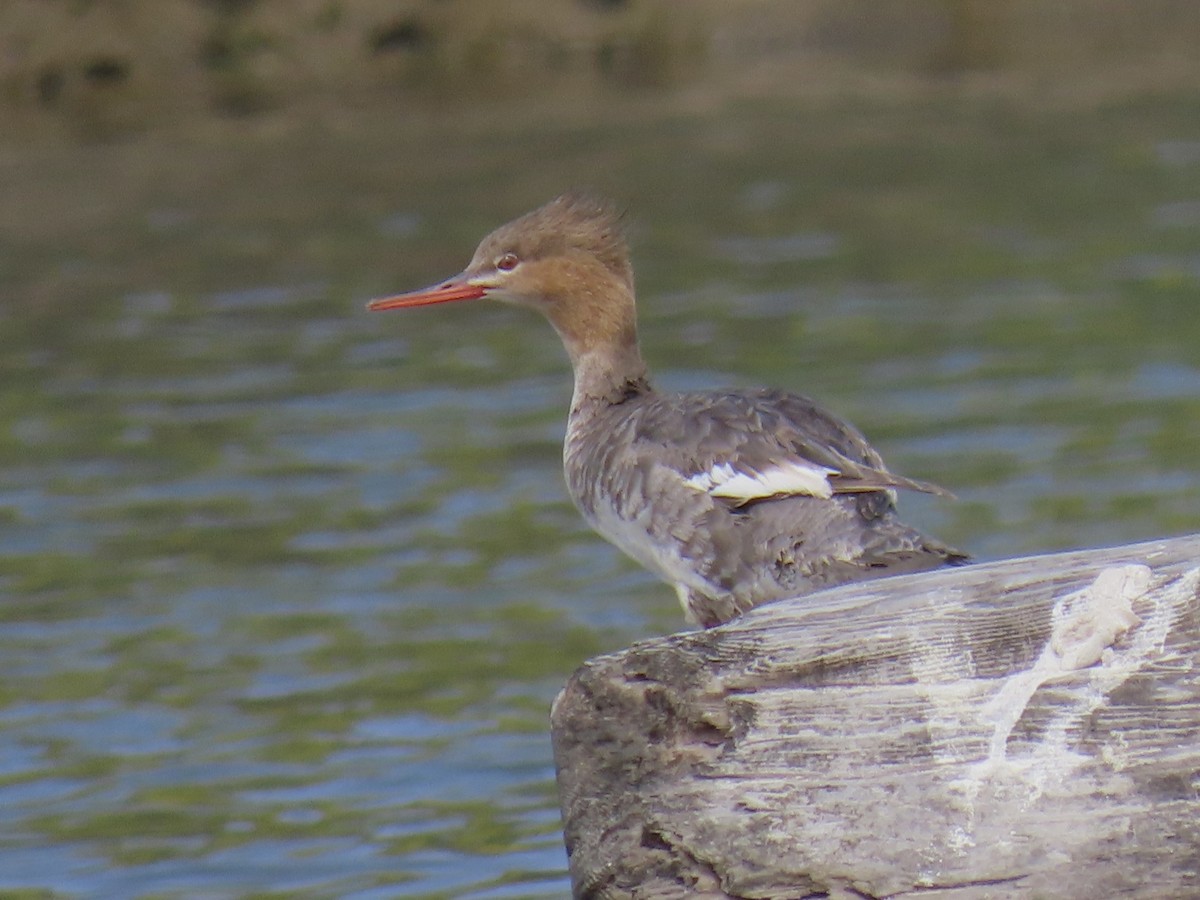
[
  {"left": 370, "top": 193, "right": 967, "bottom": 627},
  {"left": 564, "top": 386, "right": 965, "bottom": 626}
]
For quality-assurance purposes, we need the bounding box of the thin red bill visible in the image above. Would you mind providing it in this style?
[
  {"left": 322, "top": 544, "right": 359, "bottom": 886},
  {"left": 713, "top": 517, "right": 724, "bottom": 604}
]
[{"left": 367, "top": 278, "right": 487, "bottom": 311}]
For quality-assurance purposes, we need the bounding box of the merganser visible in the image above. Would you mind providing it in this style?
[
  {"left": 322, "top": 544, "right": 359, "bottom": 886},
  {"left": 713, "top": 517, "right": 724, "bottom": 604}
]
[{"left": 369, "top": 193, "right": 968, "bottom": 627}]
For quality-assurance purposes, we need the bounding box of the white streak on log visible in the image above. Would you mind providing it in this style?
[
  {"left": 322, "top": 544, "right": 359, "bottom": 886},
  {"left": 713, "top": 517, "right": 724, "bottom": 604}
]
[
  {"left": 947, "top": 564, "right": 1197, "bottom": 837},
  {"left": 981, "top": 564, "right": 1150, "bottom": 767},
  {"left": 552, "top": 535, "right": 1200, "bottom": 899},
  {"left": 1051, "top": 563, "right": 1148, "bottom": 669},
  {"left": 908, "top": 607, "right": 980, "bottom": 767}
]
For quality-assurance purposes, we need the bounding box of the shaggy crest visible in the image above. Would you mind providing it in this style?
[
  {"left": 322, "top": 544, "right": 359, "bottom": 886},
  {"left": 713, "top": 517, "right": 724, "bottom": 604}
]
[{"left": 478, "top": 192, "right": 632, "bottom": 287}]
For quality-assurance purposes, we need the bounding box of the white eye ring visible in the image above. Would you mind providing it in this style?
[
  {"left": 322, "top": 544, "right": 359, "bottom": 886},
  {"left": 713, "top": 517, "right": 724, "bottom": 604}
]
[{"left": 496, "top": 253, "right": 520, "bottom": 272}]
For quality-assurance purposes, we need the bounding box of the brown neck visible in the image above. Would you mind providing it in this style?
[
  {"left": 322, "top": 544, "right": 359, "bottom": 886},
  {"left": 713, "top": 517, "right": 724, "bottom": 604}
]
[
  {"left": 567, "top": 340, "right": 652, "bottom": 409},
  {"left": 538, "top": 266, "right": 651, "bottom": 408}
]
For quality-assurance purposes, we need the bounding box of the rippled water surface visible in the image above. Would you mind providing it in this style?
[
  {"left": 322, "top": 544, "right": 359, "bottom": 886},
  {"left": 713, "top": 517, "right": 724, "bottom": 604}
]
[{"left": 3, "top": 88, "right": 1200, "bottom": 897}]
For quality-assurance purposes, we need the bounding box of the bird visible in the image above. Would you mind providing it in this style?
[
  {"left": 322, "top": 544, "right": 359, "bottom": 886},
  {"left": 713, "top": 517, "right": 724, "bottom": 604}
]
[{"left": 368, "top": 193, "right": 968, "bottom": 628}]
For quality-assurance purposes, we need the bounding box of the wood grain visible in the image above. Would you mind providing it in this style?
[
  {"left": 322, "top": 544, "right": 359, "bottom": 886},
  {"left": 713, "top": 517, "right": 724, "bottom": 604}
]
[{"left": 552, "top": 534, "right": 1200, "bottom": 899}]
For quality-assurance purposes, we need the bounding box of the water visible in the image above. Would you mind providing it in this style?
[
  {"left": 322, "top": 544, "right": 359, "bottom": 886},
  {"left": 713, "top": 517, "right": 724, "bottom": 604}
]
[{"left": 2, "top": 85, "right": 1200, "bottom": 897}]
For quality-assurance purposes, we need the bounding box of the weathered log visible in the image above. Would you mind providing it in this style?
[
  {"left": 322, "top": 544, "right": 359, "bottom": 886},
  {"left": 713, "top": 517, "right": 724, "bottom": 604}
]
[{"left": 551, "top": 534, "right": 1200, "bottom": 899}]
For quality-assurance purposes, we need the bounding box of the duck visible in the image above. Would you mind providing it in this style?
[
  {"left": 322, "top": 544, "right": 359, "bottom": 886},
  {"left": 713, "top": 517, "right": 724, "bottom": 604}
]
[{"left": 369, "top": 193, "right": 967, "bottom": 627}]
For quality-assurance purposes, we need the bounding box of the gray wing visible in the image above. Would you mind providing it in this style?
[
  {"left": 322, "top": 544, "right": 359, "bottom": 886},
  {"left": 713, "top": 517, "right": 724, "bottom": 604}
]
[{"left": 628, "top": 388, "right": 953, "bottom": 503}]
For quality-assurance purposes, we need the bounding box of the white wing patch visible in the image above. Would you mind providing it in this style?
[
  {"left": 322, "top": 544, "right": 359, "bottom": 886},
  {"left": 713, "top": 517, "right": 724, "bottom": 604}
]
[{"left": 685, "top": 459, "right": 837, "bottom": 502}]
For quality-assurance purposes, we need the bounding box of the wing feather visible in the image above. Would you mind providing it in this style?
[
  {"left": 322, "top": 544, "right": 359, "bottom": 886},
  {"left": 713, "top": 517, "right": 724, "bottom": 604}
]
[{"left": 632, "top": 388, "right": 953, "bottom": 506}]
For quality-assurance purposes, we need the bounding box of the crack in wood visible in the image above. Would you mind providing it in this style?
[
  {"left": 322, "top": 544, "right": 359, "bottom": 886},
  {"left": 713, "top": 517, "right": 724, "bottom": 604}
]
[{"left": 886, "top": 874, "right": 1030, "bottom": 896}]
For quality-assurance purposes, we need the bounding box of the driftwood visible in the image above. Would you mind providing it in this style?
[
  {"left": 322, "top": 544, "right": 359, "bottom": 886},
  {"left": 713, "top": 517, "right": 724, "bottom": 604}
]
[{"left": 551, "top": 534, "right": 1200, "bottom": 899}]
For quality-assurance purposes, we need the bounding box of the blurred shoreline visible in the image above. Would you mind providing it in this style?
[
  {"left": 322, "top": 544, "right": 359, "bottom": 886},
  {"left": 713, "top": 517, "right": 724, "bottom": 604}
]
[
  {"left": 4, "top": 0, "right": 1200, "bottom": 141},
  {"left": 4, "top": 0, "right": 1200, "bottom": 319}
]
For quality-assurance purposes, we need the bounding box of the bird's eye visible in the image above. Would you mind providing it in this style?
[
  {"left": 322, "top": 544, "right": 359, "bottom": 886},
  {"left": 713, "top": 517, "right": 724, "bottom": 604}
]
[{"left": 496, "top": 253, "right": 520, "bottom": 272}]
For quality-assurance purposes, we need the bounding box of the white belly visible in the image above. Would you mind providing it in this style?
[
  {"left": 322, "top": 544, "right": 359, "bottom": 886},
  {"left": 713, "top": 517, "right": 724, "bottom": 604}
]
[{"left": 577, "top": 482, "right": 715, "bottom": 598}]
